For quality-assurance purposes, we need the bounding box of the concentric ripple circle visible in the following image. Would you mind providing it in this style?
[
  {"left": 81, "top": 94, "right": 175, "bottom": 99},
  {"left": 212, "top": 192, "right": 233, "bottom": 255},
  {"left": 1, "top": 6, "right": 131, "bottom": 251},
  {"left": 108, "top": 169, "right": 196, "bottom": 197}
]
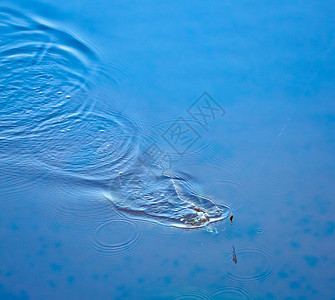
[
  {"left": 211, "top": 286, "right": 254, "bottom": 299},
  {"left": 30, "top": 111, "right": 140, "bottom": 181},
  {"left": 90, "top": 219, "right": 141, "bottom": 256},
  {"left": 223, "top": 247, "right": 276, "bottom": 283},
  {"left": 0, "top": 7, "right": 100, "bottom": 154},
  {"left": 174, "top": 292, "right": 212, "bottom": 300}
]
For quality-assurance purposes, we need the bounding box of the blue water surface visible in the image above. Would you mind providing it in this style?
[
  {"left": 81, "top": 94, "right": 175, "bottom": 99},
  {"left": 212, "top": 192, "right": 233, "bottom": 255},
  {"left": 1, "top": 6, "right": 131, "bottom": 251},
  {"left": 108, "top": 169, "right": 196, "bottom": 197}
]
[{"left": 1, "top": 1, "right": 335, "bottom": 299}]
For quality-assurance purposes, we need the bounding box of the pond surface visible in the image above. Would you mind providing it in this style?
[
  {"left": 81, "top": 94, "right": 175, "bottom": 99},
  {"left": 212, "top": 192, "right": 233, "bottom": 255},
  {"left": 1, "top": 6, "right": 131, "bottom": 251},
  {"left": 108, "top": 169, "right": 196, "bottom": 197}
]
[{"left": 1, "top": 1, "right": 335, "bottom": 299}]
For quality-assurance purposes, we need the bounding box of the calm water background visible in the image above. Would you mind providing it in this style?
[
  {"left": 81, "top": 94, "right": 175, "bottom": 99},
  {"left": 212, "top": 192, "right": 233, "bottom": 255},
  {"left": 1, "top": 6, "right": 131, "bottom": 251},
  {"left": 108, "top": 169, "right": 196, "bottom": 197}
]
[{"left": 1, "top": 0, "right": 335, "bottom": 299}]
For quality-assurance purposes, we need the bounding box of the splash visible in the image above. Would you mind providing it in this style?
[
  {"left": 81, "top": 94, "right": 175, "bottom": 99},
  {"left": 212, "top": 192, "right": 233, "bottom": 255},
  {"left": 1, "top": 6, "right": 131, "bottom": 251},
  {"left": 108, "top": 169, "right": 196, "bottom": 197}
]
[{"left": 108, "top": 163, "right": 231, "bottom": 228}]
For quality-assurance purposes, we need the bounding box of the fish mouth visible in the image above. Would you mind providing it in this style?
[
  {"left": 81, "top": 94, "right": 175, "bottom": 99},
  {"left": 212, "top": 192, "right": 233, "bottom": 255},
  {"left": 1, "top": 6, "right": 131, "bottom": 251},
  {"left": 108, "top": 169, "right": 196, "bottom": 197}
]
[{"left": 177, "top": 204, "right": 229, "bottom": 228}]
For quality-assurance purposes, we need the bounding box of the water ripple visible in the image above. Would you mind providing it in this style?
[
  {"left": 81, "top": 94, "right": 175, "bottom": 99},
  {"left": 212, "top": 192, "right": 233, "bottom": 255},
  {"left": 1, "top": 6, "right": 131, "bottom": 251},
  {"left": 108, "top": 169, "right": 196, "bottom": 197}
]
[
  {"left": 30, "top": 111, "right": 140, "bottom": 181},
  {"left": 143, "top": 221, "right": 189, "bottom": 239},
  {"left": 0, "top": 7, "right": 231, "bottom": 230},
  {"left": 211, "top": 286, "right": 254, "bottom": 299},
  {"left": 90, "top": 218, "right": 141, "bottom": 256},
  {"left": 0, "top": 7, "right": 99, "bottom": 147},
  {"left": 108, "top": 168, "right": 231, "bottom": 229},
  {"left": 223, "top": 247, "right": 276, "bottom": 283},
  {"left": 174, "top": 292, "right": 212, "bottom": 300}
]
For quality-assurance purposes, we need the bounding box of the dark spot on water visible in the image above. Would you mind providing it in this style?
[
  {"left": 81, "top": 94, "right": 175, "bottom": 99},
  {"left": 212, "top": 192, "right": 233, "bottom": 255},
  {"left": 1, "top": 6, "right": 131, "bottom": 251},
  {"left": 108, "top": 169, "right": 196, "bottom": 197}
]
[
  {"left": 54, "top": 241, "right": 62, "bottom": 248},
  {"left": 124, "top": 256, "right": 132, "bottom": 263},
  {"left": 137, "top": 278, "right": 144, "bottom": 284},
  {"left": 38, "top": 236, "right": 45, "bottom": 243},
  {"left": 326, "top": 221, "right": 335, "bottom": 235},
  {"left": 314, "top": 232, "right": 320, "bottom": 237},
  {"left": 0, "top": 288, "right": 30, "bottom": 300},
  {"left": 116, "top": 290, "right": 130, "bottom": 299},
  {"left": 306, "top": 284, "right": 318, "bottom": 294},
  {"left": 289, "top": 281, "right": 300, "bottom": 289},
  {"left": 285, "top": 192, "right": 295, "bottom": 207},
  {"left": 37, "top": 250, "right": 45, "bottom": 256},
  {"left": 297, "top": 216, "right": 310, "bottom": 226},
  {"left": 163, "top": 276, "right": 171, "bottom": 284},
  {"left": 327, "top": 114, "right": 335, "bottom": 122},
  {"left": 117, "top": 285, "right": 126, "bottom": 291},
  {"left": 304, "top": 255, "right": 318, "bottom": 266},
  {"left": 19, "top": 290, "right": 29, "bottom": 299},
  {"left": 266, "top": 292, "right": 275, "bottom": 298},
  {"left": 52, "top": 223, "right": 61, "bottom": 232},
  {"left": 11, "top": 224, "right": 18, "bottom": 231},
  {"left": 49, "top": 281, "right": 56, "bottom": 288},
  {"left": 67, "top": 276, "right": 74, "bottom": 284},
  {"left": 190, "top": 265, "right": 206, "bottom": 277},
  {"left": 303, "top": 228, "right": 311, "bottom": 234},
  {"left": 5, "top": 272, "right": 12, "bottom": 277},
  {"left": 173, "top": 259, "right": 180, "bottom": 267},
  {"left": 114, "top": 265, "right": 121, "bottom": 271},
  {"left": 161, "top": 258, "right": 170, "bottom": 267},
  {"left": 290, "top": 241, "right": 301, "bottom": 249},
  {"left": 51, "top": 263, "right": 62, "bottom": 271},
  {"left": 278, "top": 270, "right": 289, "bottom": 278},
  {"left": 314, "top": 195, "right": 330, "bottom": 215}
]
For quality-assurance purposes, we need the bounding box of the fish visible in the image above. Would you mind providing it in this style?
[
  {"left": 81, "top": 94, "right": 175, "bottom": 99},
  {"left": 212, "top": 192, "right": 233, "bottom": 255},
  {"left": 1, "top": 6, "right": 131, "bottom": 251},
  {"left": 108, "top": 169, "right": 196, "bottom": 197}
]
[{"left": 108, "top": 164, "right": 231, "bottom": 228}]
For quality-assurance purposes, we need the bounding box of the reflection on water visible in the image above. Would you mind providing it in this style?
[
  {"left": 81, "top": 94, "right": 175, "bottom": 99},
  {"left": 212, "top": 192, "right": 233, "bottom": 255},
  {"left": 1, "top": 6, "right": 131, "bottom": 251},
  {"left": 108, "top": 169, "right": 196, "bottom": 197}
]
[
  {"left": 223, "top": 247, "right": 276, "bottom": 283},
  {"left": 0, "top": 7, "right": 230, "bottom": 229}
]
